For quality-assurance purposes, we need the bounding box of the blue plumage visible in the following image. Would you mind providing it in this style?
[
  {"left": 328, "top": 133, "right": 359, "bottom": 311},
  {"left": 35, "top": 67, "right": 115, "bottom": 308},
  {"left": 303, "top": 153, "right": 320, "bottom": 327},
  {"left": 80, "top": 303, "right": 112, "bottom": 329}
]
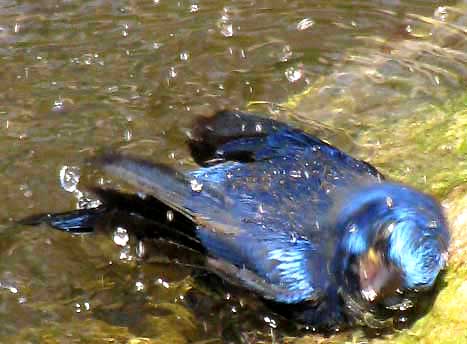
[{"left": 24, "top": 110, "right": 450, "bottom": 330}]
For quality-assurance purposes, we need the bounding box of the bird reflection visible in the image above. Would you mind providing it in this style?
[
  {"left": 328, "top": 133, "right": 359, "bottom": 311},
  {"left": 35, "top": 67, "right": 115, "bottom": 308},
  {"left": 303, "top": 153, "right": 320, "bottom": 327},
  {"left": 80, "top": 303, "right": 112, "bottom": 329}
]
[{"left": 22, "top": 110, "right": 450, "bottom": 330}]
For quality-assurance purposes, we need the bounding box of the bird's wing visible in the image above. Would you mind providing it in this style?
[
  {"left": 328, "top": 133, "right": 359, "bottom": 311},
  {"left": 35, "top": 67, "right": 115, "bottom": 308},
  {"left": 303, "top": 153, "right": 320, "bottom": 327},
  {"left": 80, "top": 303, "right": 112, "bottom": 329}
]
[
  {"left": 188, "top": 110, "right": 382, "bottom": 179},
  {"left": 93, "top": 154, "right": 233, "bottom": 223},
  {"left": 199, "top": 227, "right": 328, "bottom": 303},
  {"left": 187, "top": 111, "right": 383, "bottom": 239},
  {"left": 188, "top": 110, "right": 286, "bottom": 165},
  {"left": 95, "top": 154, "right": 326, "bottom": 304}
]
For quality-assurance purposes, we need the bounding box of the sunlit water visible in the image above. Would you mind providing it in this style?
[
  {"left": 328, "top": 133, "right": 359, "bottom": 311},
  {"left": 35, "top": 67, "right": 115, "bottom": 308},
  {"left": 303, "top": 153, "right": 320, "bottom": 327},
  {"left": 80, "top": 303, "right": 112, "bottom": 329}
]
[{"left": 0, "top": 0, "right": 466, "bottom": 342}]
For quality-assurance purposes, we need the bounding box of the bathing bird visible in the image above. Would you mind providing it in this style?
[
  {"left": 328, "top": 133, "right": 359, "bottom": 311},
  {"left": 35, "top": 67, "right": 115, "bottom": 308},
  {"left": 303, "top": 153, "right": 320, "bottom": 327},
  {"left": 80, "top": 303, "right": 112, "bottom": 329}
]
[{"left": 23, "top": 110, "right": 450, "bottom": 329}]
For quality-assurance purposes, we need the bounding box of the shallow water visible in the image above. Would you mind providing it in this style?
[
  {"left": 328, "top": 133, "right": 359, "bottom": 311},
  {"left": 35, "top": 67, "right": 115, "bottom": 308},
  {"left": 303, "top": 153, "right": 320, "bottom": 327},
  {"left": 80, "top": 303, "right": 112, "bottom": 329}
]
[{"left": 0, "top": 0, "right": 466, "bottom": 343}]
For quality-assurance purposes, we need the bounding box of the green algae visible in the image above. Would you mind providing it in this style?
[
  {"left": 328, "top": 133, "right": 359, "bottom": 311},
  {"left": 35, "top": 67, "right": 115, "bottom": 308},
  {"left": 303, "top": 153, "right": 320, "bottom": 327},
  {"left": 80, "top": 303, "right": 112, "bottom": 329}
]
[
  {"left": 4, "top": 319, "right": 135, "bottom": 344},
  {"left": 355, "top": 93, "right": 467, "bottom": 197}
]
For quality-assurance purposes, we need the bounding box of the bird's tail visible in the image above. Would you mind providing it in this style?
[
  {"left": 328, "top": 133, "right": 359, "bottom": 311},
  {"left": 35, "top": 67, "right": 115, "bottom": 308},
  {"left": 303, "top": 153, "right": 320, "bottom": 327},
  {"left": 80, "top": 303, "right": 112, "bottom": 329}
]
[{"left": 19, "top": 187, "right": 206, "bottom": 253}]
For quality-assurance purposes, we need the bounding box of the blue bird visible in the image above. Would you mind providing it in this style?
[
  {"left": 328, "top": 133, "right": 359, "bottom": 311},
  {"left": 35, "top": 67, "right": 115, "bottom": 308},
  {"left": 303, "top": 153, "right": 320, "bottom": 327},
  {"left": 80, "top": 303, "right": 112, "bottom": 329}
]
[{"left": 23, "top": 110, "right": 450, "bottom": 330}]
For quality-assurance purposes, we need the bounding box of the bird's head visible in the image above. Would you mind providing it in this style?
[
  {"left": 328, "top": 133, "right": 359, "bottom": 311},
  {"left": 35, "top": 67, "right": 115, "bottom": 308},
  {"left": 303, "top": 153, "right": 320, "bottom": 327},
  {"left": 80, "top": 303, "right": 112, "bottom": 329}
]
[{"left": 334, "top": 183, "right": 450, "bottom": 327}]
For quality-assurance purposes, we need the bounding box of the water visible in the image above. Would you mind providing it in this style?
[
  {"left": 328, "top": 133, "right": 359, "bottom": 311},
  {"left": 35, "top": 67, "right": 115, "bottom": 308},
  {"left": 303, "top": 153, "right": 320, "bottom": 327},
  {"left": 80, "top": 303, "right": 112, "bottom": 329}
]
[{"left": 0, "top": 0, "right": 466, "bottom": 342}]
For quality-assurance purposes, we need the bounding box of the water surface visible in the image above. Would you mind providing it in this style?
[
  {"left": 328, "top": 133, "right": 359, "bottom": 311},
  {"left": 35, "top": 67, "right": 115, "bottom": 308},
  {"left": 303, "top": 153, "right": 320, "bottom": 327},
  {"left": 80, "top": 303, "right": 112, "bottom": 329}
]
[{"left": 0, "top": 1, "right": 466, "bottom": 343}]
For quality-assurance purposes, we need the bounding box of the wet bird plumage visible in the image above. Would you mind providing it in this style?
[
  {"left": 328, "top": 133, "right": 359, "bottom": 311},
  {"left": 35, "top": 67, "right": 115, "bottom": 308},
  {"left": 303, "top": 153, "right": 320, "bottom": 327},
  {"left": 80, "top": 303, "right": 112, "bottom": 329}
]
[{"left": 23, "top": 110, "right": 450, "bottom": 330}]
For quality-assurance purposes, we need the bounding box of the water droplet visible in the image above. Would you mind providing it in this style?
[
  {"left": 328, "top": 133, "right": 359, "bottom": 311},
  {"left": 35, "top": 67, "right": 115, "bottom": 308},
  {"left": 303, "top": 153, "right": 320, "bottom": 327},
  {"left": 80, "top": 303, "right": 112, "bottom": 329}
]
[
  {"left": 156, "top": 278, "right": 170, "bottom": 288},
  {"left": 123, "top": 128, "right": 132, "bottom": 141},
  {"left": 222, "top": 23, "right": 233, "bottom": 37},
  {"left": 136, "top": 241, "right": 145, "bottom": 258},
  {"left": 52, "top": 98, "right": 64, "bottom": 112},
  {"left": 385, "top": 196, "right": 393, "bottom": 208},
  {"left": 135, "top": 281, "right": 145, "bottom": 291},
  {"left": 179, "top": 51, "right": 190, "bottom": 61},
  {"left": 285, "top": 66, "right": 303, "bottom": 83},
  {"left": 289, "top": 170, "right": 302, "bottom": 178},
  {"left": 290, "top": 232, "right": 297, "bottom": 243},
  {"left": 113, "top": 227, "right": 129, "bottom": 247},
  {"left": 190, "top": 179, "right": 203, "bottom": 192},
  {"left": 255, "top": 123, "right": 262, "bottom": 132},
  {"left": 258, "top": 203, "right": 265, "bottom": 214},
  {"left": 218, "top": 14, "right": 233, "bottom": 38},
  {"left": 59, "top": 165, "right": 80, "bottom": 192},
  {"left": 434, "top": 6, "right": 448, "bottom": 21},
  {"left": 166, "top": 210, "right": 174, "bottom": 222},
  {"left": 119, "top": 246, "right": 133, "bottom": 261},
  {"left": 168, "top": 66, "right": 177, "bottom": 78},
  {"left": 361, "top": 287, "right": 377, "bottom": 302},
  {"left": 296, "top": 18, "right": 314, "bottom": 31},
  {"left": 108, "top": 85, "right": 119, "bottom": 93},
  {"left": 19, "top": 184, "right": 32, "bottom": 198},
  {"left": 279, "top": 45, "right": 292, "bottom": 62}
]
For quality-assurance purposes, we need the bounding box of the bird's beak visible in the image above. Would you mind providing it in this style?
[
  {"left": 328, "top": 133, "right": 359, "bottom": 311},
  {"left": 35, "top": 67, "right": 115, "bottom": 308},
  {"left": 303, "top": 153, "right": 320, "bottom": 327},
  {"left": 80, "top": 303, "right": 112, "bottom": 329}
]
[{"left": 359, "top": 248, "right": 402, "bottom": 303}]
